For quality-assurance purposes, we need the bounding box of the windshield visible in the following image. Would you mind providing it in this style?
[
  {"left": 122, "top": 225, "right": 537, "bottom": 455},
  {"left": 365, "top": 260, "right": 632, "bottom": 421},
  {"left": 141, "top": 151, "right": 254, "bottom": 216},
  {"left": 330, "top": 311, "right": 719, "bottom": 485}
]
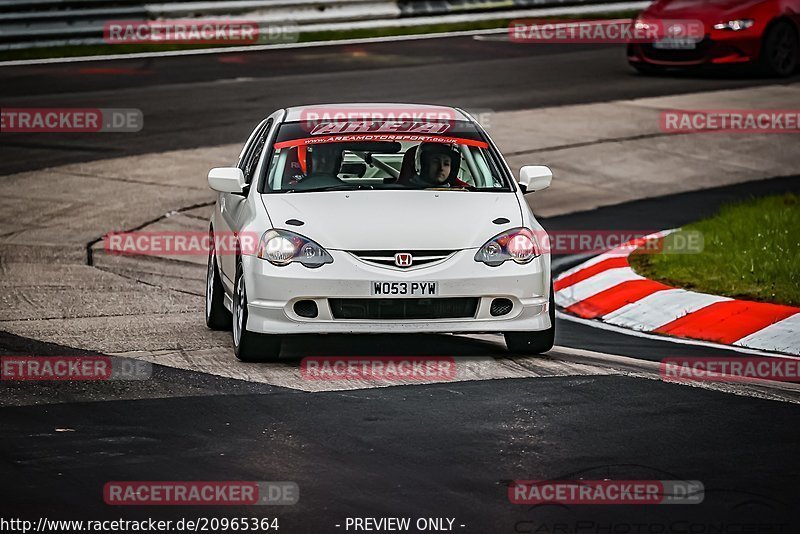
[{"left": 261, "top": 119, "right": 511, "bottom": 193}]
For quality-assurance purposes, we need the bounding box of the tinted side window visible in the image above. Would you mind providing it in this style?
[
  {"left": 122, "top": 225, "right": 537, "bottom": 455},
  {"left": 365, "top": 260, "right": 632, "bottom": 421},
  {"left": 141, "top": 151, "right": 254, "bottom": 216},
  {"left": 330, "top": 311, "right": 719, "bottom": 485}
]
[
  {"left": 237, "top": 123, "right": 263, "bottom": 168},
  {"left": 239, "top": 119, "right": 272, "bottom": 184}
]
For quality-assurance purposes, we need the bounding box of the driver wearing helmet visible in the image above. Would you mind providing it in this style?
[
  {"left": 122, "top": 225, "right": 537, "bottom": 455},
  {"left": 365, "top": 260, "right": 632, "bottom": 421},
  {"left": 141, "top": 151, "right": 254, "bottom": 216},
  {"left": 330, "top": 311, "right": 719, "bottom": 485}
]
[
  {"left": 289, "top": 143, "right": 345, "bottom": 189},
  {"left": 409, "top": 142, "right": 471, "bottom": 188}
]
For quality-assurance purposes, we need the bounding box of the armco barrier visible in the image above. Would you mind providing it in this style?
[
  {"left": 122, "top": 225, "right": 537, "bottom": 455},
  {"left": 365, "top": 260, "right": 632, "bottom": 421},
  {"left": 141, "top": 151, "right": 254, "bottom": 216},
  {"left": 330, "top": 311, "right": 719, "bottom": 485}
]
[
  {"left": 399, "top": 0, "right": 635, "bottom": 16},
  {"left": 0, "top": 0, "right": 634, "bottom": 51},
  {"left": 0, "top": 0, "right": 394, "bottom": 49}
]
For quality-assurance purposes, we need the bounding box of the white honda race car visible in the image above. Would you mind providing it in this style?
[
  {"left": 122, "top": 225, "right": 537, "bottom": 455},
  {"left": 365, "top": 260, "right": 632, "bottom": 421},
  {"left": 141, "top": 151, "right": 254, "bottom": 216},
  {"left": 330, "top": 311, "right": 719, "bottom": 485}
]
[{"left": 205, "top": 103, "right": 554, "bottom": 361}]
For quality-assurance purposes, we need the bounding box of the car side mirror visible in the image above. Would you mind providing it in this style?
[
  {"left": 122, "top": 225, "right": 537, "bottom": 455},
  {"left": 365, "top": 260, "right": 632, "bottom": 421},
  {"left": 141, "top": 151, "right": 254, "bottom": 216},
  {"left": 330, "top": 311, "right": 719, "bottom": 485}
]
[
  {"left": 208, "top": 167, "right": 246, "bottom": 194},
  {"left": 518, "top": 165, "right": 552, "bottom": 193}
]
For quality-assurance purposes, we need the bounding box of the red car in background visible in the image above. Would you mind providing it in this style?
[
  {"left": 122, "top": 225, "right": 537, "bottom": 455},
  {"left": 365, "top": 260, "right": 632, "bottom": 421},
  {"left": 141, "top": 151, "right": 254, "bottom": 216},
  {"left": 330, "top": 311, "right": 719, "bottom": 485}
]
[{"left": 628, "top": 0, "right": 800, "bottom": 76}]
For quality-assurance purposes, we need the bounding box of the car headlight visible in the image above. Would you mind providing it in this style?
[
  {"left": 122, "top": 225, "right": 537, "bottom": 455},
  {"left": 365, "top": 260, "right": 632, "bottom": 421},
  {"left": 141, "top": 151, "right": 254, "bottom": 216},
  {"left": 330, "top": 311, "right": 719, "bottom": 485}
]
[
  {"left": 474, "top": 227, "right": 541, "bottom": 267},
  {"left": 257, "top": 229, "right": 333, "bottom": 268},
  {"left": 713, "top": 19, "right": 754, "bottom": 31}
]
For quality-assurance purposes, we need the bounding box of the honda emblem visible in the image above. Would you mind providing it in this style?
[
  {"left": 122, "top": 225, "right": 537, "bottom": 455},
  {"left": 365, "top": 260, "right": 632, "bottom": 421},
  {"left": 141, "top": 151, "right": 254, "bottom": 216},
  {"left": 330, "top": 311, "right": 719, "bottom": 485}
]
[{"left": 394, "top": 253, "right": 413, "bottom": 267}]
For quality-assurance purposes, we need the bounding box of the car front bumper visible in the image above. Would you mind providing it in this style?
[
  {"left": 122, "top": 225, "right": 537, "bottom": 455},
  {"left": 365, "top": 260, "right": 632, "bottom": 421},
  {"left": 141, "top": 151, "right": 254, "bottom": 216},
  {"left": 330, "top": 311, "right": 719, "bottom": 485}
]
[
  {"left": 628, "top": 33, "right": 762, "bottom": 67},
  {"left": 240, "top": 249, "right": 551, "bottom": 335}
]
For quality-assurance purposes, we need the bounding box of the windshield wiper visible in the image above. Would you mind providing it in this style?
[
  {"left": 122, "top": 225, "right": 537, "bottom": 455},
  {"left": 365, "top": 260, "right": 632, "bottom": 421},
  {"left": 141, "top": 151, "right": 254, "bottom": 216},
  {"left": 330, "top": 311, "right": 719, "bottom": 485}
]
[
  {"left": 421, "top": 186, "right": 475, "bottom": 191},
  {"left": 422, "top": 186, "right": 509, "bottom": 192},
  {"left": 284, "top": 184, "right": 374, "bottom": 193}
]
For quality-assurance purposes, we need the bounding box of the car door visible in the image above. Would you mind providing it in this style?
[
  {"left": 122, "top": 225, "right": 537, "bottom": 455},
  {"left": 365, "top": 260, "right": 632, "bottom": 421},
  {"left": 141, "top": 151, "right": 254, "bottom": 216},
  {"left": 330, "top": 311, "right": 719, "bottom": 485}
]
[{"left": 216, "top": 118, "right": 272, "bottom": 289}]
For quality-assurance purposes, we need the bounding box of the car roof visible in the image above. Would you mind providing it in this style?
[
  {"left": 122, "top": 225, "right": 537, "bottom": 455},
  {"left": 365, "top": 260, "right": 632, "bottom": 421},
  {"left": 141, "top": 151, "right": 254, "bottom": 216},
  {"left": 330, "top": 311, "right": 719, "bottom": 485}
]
[{"left": 282, "top": 103, "right": 471, "bottom": 122}]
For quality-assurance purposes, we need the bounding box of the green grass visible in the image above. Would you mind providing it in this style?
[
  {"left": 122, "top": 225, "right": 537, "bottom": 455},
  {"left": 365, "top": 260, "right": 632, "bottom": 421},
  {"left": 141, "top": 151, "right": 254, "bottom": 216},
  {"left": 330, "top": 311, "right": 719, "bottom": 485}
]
[
  {"left": 629, "top": 193, "right": 800, "bottom": 307},
  {"left": 0, "top": 10, "right": 640, "bottom": 62}
]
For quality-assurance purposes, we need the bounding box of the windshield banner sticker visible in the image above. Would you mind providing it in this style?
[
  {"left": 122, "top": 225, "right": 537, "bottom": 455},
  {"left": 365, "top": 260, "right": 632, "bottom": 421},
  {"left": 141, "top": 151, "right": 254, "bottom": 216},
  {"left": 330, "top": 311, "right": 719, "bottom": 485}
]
[
  {"left": 309, "top": 121, "right": 451, "bottom": 135},
  {"left": 274, "top": 134, "right": 488, "bottom": 149}
]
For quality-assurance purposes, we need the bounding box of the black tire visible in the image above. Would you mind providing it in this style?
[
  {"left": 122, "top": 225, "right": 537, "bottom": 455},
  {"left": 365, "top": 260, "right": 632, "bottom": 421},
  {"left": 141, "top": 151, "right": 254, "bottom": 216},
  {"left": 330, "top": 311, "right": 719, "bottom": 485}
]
[
  {"left": 232, "top": 258, "right": 282, "bottom": 362},
  {"left": 759, "top": 20, "right": 798, "bottom": 77},
  {"left": 205, "top": 229, "right": 232, "bottom": 330},
  {"left": 504, "top": 283, "right": 556, "bottom": 355}
]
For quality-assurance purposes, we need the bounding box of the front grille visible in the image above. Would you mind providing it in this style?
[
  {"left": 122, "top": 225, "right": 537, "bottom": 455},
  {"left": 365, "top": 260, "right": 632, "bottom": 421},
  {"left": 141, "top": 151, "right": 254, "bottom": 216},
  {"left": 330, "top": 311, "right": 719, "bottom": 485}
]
[
  {"left": 330, "top": 298, "right": 478, "bottom": 320},
  {"left": 349, "top": 250, "right": 455, "bottom": 269},
  {"left": 640, "top": 38, "right": 711, "bottom": 63}
]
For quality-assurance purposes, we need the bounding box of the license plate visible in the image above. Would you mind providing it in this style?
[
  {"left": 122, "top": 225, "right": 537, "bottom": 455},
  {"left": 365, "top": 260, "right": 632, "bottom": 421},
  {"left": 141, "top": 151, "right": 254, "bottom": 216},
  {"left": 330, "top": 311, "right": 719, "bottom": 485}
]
[
  {"left": 653, "top": 38, "right": 696, "bottom": 49},
  {"left": 370, "top": 281, "right": 438, "bottom": 296}
]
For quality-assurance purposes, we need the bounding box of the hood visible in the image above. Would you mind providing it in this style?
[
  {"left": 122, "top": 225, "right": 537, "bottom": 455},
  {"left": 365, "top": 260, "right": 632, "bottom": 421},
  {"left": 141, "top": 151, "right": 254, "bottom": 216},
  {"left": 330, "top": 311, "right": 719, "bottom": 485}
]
[
  {"left": 261, "top": 190, "right": 522, "bottom": 250},
  {"left": 643, "top": 0, "right": 767, "bottom": 24}
]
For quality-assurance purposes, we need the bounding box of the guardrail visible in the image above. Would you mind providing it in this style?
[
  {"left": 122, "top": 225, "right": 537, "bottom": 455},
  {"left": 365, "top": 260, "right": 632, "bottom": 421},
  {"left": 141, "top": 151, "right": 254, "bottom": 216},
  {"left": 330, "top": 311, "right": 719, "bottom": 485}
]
[
  {"left": 398, "top": 0, "right": 630, "bottom": 16},
  {"left": 0, "top": 0, "right": 636, "bottom": 51}
]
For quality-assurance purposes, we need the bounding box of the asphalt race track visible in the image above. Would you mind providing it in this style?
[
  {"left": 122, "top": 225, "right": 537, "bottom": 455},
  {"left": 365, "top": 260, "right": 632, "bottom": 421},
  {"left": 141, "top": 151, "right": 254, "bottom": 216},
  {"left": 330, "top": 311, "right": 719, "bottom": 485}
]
[{"left": 2, "top": 35, "right": 800, "bottom": 533}]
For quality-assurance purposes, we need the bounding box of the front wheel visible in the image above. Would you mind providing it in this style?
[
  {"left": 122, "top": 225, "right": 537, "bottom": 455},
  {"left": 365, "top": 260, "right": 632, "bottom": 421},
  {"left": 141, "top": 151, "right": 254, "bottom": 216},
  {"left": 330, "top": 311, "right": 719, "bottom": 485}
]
[
  {"left": 232, "top": 259, "right": 282, "bottom": 362},
  {"left": 504, "top": 284, "right": 556, "bottom": 355},
  {"left": 759, "top": 21, "right": 798, "bottom": 77}
]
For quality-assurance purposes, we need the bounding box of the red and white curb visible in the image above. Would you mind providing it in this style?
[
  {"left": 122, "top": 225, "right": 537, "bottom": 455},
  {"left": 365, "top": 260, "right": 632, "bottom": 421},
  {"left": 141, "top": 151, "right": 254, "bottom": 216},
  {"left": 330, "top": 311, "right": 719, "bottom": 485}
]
[{"left": 554, "top": 231, "right": 800, "bottom": 356}]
